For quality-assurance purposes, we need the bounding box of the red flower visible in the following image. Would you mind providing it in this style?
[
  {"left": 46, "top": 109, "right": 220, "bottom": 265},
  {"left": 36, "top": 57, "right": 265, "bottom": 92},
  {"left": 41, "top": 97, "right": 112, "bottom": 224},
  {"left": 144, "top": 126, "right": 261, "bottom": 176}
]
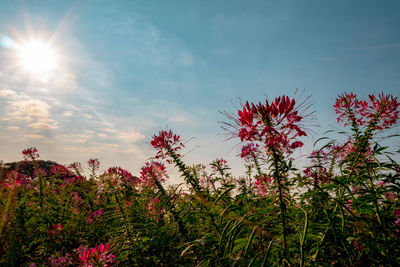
[
  {"left": 104, "top": 167, "right": 138, "bottom": 185},
  {"left": 78, "top": 243, "right": 116, "bottom": 266},
  {"left": 49, "top": 224, "right": 63, "bottom": 236},
  {"left": 88, "top": 158, "right": 100, "bottom": 170},
  {"left": 3, "top": 171, "right": 30, "bottom": 189},
  {"left": 230, "top": 94, "right": 309, "bottom": 154},
  {"left": 22, "top": 147, "right": 40, "bottom": 161},
  {"left": 254, "top": 175, "right": 274, "bottom": 197},
  {"left": 140, "top": 161, "right": 168, "bottom": 187},
  {"left": 240, "top": 143, "right": 260, "bottom": 161},
  {"left": 151, "top": 130, "right": 184, "bottom": 160},
  {"left": 334, "top": 92, "right": 399, "bottom": 130},
  {"left": 211, "top": 158, "right": 229, "bottom": 172},
  {"left": 51, "top": 165, "right": 68, "bottom": 176},
  {"left": 86, "top": 210, "right": 104, "bottom": 224},
  {"left": 147, "top": 197, "right": 165, "bottom": 217}
]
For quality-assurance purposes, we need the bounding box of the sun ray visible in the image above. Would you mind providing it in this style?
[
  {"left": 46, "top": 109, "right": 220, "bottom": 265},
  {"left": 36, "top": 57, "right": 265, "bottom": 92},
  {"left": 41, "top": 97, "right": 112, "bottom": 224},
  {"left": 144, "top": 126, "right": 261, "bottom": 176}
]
[{"left": 16, "top": 40, "right": 57, "bottom": 76}]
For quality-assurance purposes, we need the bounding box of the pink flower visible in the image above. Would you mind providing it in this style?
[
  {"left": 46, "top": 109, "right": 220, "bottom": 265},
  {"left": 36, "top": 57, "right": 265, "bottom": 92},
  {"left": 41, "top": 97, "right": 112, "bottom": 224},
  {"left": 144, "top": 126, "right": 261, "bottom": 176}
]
[
  {"left": 395, "top": 209, "right": 400, "bottom": 226},
  {"left": 346, "top": 199, "right": 353, "bottom": 211},
  {"left": 72, "top": 192, "right": 83, "bottom": 206},
  {"left": 22, "top": 147, "right": 40, "bottom": 161},
  {"left": 230, "top": 95, "right": 309, "bottom": 154},
  {"left": 49, "top": 224, "right": 63, "bottom": 236},
  {"left": 254, "top": 175, "right": 274, "bottom": 197},
  {"left": 49, "top": 253, "right": 73, "bottom": 267},
  {"left": 147, "top": 197, "right": 165, "bottom": 217},
  {"left": 51, "top": 165, "right": 68, "bottom": 176},
  {"left": 334, "top": 92, "right": 399, "bottom": 130},
  {"left": 68, "top": 162, "right": 83, "bottom": 174},
  {"left": 240, "top": 143, "right": 260, "bottom": 161},
  {"left": 303, "top": 167, "right": 329, "bottom": 185},
  {"left": 88, "top": 158, "right": 100, "bottom": 170},
  {"left": 78, "top": 243, "right": 116, "bottom": 266},
  {"left": 104, "top": 167, "right": 138, "bottom": 185},
  {"left": 86, "top": 210, "right": 104, "bottom": 224},
  {"left": 211, "top": 158, "right": 229, "bottom": 172},
  {"left": 139, "top": 161, "right": 168, "bottom": 187},
  {"left": 3, "top": 171, "right": 30, "bottom": 189},
  {"left": 151, "top": 130, "right": 184, "bottom": 161}
]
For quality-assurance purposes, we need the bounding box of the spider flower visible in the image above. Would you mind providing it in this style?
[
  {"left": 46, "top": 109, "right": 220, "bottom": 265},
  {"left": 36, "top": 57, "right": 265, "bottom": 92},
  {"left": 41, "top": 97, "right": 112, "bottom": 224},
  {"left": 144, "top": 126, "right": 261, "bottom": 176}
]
[
  {"left": 151, "top": 130, "right": 185, "bottom": 162},
  {"left": 139, "top": 161, "right": 168, "bottom": 188},
  {"left": 228, "top": 94, "right": 310, "bottom": 154}
]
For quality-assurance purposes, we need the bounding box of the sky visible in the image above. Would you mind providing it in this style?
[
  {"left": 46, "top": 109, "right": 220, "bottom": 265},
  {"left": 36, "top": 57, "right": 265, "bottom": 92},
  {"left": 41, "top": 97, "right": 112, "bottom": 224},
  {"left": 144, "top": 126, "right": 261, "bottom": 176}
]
[{"left": 0, "top": 0, "right": 399, "bottom": 179}]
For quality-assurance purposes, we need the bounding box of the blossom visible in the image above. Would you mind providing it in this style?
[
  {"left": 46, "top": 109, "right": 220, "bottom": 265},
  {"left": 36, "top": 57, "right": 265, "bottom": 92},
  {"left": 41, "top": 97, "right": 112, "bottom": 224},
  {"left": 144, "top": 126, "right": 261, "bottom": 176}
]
[
  {"left": 51, "top": 165, "right": 68, "bottom": 176},
  {"left": 22, "top": 147, "right": 40, "bottom": 161},
  {"left": 78, "top": 243, "right": 116, "bottom": 266},
  {"left": 210, "top": 158, "right": 229, "bottom": 172},
  {"left": 49, "top": 253, "right": 73, "bottom": 267},
  {"left": 3, "top": 171, "right": 30, "bottom": 189},
  {"left": 139, "top": 161, "right": 168, "bottom": 187},
  {"left": 88, "top": 158, "right": 100, "bottom": 171},
  {"left": 366, "top": 93, "right": 399, "bottom": 129},
  {"left": 147, "top": 197, "right": 165, "bottom": 216},
  {"left": 72, "top": 192, "right": 83, "bottom": 206},
  {"left": 240, "top": 143, "right": 260, "bottom": 161},
  {"left": 334, "top": 92, "right": 399, "bottom": 130},
  {"left": 86, "top": 210, "right": 104, "bottom": 224},
  {"left": 254, "top": 175, "right": 274, "bottom": 197},
  {"left": 49, "top": 224, "right": 63, "bottom": 236},
  {"left": 151, "top": 130, "right": 184, "bottom": 161},
  {"left": 230, "top": 95, "right": 308, "bottom": 154},
  {"left": 68, "top": 162, "right": 83, "bottom": 174},
  {"left": 395, "top": 209, "right": 400, "bottom": 226},
  {"left": 303, "top": 167, "right": 329, "bottom": 185},
  {"left": 334, "top": 92, "right": 360, "bottom": 126},
  {"left": 104, "top": 167, "right": 138, "bottom": 185}
]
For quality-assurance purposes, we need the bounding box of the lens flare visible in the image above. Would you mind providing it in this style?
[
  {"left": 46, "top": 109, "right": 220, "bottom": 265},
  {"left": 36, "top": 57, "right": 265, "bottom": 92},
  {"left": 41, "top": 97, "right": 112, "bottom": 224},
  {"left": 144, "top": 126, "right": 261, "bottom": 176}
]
[{"left": 17, "top": 40, "right": 57, "bottom": 75}]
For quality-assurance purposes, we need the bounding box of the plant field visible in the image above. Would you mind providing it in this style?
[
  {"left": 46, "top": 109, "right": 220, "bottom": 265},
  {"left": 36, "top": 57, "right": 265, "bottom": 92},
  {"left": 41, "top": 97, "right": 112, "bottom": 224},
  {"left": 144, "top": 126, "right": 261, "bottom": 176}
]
[{"left": 1, "top": 93, "right": 399, "bottom": 266}]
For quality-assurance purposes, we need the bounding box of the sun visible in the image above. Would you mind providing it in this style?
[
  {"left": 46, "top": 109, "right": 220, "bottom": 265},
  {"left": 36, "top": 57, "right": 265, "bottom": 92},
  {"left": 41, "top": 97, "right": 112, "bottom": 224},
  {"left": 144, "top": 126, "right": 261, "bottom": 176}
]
[{"left": 17, "top": 40, "right": 57, "bottom": 76}]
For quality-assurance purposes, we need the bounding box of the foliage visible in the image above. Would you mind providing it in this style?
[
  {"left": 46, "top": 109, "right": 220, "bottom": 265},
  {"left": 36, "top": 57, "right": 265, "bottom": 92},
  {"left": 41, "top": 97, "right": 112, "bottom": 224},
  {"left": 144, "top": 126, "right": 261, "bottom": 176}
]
[{"left": 0, "top": 92, "right": 399, "bottom": 266}]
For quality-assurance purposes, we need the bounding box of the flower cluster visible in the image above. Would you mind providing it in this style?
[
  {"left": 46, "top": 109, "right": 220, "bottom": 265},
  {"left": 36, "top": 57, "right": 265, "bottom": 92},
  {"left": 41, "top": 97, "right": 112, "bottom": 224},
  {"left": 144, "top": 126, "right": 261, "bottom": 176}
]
[
  {"left": 210, "top": 158, "right": 229, "bottom": 172},
  {"left": 139, "top": 161, "right": 168, "bottom": 187},
  {"left": 3, "top": 170, "right": 30, "bottom": 189},
  {"left": 86, "top": 210, "right": 104, "bottom": 224},
  {"left": 49, "top": 224, "right": 63, "bottom": 236},
  {"left": 303, "top": 167, "right": 329, "bottom": 185},
  {"left": 49, "top": 253, "right": 73, "bottom": 267},
  {"left": 147, "top": 197, "right": 165, "bottom": 217},
  {"left": 104, "top": 167, "right": 138, "bottom": 185},
  {"left": 78, "top": 243, "right": 115, "bottom": 266},
  {"left": 334, "top": 92, "right": 399, "bottom": 130},
  {"left": 88, "top": 158, "right": 100, "bottom": 170},
  {"left": 68, "top": 162, "right": 83, "bottom": 174},
  {"left": 395, "top": 209, "right": 400, "bottom": 226},
  {"left": 240, "top": 143, "right": 260, "bottom": 162},
  {"left": 254, "top": 175, "right": 274, "bottom": 197},
  {"left": 234, "top": 95, "right": 307, "bottom": 154},
  {"left": 151, "top": 130, "right": 184, "bottom": 160},
  {"left": 51, "top": 165, "right": 69, "bottom": 177},
  {"left": 22, "top": 147, "right": 40, "bottom": 161}
]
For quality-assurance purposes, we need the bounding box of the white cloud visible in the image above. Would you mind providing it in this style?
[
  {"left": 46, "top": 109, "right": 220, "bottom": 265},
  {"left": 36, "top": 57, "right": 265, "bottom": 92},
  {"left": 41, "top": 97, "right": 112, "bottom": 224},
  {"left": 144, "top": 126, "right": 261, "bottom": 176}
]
[
  {"left": 6, "top": 125, "right": 19, "bottom": 130},
  {"left": 0, "top": 89, "right": 17, "bottom": 97},
  {"left": 28, "top": 118, "right": 58, "bottom": 129},
  {"left": 11, "top": 99, "right": 51, "bottom": 118},
  {"left": 62, "top": 111, "right": 73, "bottom": 117},
  {"left": 116, "top": 130, "right": 145, "bottom": 143}
]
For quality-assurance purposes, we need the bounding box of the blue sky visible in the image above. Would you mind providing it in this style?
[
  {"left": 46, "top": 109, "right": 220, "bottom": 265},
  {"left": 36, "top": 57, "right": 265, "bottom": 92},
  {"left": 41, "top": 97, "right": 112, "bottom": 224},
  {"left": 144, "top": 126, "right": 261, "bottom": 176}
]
[{"left": 0, "top": 0, "right": 399, "bottom": 177}]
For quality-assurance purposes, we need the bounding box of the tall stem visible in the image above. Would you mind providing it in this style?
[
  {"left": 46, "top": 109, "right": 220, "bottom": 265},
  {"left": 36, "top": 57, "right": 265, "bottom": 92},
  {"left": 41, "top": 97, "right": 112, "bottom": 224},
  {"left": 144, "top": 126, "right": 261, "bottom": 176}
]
[{"left": 271, "top": 148, "right": 288, "bottom": 264}]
